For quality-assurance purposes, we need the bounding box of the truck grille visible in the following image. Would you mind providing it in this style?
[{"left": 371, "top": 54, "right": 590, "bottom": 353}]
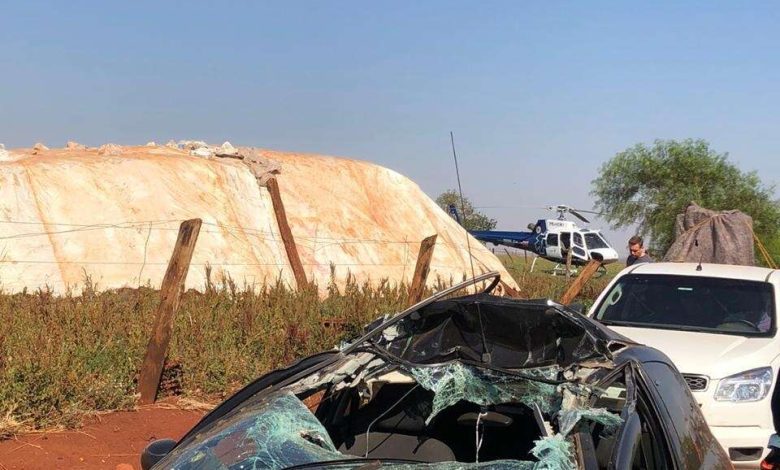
[{"left": 682, "top": 374, "right": 709, "bottom": 391}]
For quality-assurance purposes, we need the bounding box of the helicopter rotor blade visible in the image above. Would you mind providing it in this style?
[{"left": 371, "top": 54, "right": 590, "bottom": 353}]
[
  {"left": 472, "top": 205, "right": 546, "bottom": 209},
  {"left": 572, "top": 208, "right": 604, "bottom": 215},
  {"left": 568, "top": 209, "right": 591, "bottom": 224}
]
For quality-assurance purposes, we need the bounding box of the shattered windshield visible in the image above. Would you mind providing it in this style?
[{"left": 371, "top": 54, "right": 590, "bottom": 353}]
[
  {"left": 160, "top": 295, "right": 623, "bottom": 470},
  {"left": 161, "top": 369, "right": 621, "bottom": 470},
  {"left": 287, "top": 460, "right": 538, "bottom": 470},
  {"left": 162, "top": 392, "right": 345, "bottom": 469},
  {"left": 407, "top": 364, "right": 561, "bottom": 422},
  {"left": 596, "top": 274, "right": 775, "bottom": 336}
]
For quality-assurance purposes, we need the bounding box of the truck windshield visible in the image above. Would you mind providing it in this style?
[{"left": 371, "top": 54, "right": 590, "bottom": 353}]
[{"left": 595, "top": 274, "right": 774, "bottom": 336}]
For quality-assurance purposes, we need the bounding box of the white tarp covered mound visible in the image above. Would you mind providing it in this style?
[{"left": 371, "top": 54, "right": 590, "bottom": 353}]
[{"left": 0, "top": 143, "right": 517, "bottom": 294}]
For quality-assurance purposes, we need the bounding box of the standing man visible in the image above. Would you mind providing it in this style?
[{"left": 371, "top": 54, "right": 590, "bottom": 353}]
[{"left": 626, "top": 235, "right": 653, "bottom": 266}]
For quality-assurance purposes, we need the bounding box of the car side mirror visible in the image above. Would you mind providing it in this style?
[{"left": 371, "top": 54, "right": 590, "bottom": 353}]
[
  {"left": 141, "top": 438, "right": 177, "bottom": 470},
  {"left": 568, "top": 302, "right": 585, "bottom": 314}
]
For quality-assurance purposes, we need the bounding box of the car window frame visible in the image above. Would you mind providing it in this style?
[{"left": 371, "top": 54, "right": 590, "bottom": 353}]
[{"left": 608, "top": 363, "right": 678, "bottom": 469}]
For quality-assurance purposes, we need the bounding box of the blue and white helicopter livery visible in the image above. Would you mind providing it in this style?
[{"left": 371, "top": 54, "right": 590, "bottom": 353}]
[{"left": 449, "top": 204, "right": 619, "bottom": 273}]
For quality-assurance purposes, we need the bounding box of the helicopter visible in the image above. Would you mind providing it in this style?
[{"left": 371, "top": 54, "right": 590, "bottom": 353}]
[{"left": 448, "top": 204, "right": 619, "bottom": 274}]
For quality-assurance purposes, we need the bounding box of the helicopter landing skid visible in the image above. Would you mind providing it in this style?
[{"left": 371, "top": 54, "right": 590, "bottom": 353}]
[
  {"left": 594, "top": 264, "right": 608, "bottom": 278},
  {"left": 551, "top": 263, "right": 578, "bottom": 276},
  {"left": 549, "top": 262, "right": 608, "bottom": 277}
]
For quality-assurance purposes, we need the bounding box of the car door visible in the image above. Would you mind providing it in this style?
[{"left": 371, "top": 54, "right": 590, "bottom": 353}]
[
  {"left": 584, "top": 364, "right": 676, "bottom": 469},
  {"left": 638, "top": 361, "right": 731, "bottom": 469},
  {"left": 611, "top": 372, "right": 676, "bottom": 469}
]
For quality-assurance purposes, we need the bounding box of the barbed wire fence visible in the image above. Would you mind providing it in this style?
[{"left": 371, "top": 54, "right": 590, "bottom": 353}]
[
  {"left": 1, "top": 215, "right": 509, "bottom": 404},
  {"left": 0, "top": 217, "right": 497, "bottom": 293}
]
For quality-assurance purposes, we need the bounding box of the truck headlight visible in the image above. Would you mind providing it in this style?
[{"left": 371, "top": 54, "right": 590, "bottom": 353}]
[{"left": 714, "top": 367, "right": 773, "bottom": 402}]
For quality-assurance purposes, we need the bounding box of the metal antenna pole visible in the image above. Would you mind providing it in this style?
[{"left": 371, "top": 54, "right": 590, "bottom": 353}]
[
  {"left": 451, "top": 132, "right": 477, "bottom": 281},
  {"left": 451, "top": 133, "right": 489, "bottom": 363}
]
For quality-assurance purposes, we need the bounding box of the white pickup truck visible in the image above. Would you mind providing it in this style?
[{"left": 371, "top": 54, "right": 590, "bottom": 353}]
[{"left": 588, "top": 262, "right": 778, "bottom": 469}]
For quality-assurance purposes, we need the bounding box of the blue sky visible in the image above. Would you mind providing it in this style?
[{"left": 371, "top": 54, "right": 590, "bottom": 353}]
[{"left": 2, "top": 1, "right": 779, "bottom": 253}]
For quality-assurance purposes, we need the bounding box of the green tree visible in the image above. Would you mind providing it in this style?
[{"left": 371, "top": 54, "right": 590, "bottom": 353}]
[
  {"left": 591, "top": 139, "right": 780, "bottom": 260},
  {"left": 436, "top": 190, "right": 497, "bottom": 231}
]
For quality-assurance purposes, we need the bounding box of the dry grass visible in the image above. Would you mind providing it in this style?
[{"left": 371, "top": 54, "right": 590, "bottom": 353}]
[
  {"left": 0, "top": 272, "right": 410, "bottom": 436},
  {"left": 0, "top": 258, "right": 617, "bottom": 436},
  {"left": 0, "top": 409, "right": 30, "bottom": 440},
  {"left": 496, "top": 253, "right": 620, "bottom": 307}
]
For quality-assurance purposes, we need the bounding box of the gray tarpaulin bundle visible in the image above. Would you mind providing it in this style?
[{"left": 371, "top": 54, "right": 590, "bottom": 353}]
[{"left": 663, "top": 202, "right": 755, "bottom": 266}]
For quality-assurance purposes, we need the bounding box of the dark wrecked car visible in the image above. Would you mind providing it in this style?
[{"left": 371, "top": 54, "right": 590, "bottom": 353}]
[{"left": 142, "top": 273, "right": 730, "bottom": 470}]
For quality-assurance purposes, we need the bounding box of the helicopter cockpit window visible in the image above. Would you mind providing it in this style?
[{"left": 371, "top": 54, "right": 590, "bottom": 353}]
[
  {"left": 584, "top": 232, "right": 609, "bottom": 250},
  {"left": 547, "top": 233, "right": 558, "bottom": 246},
  {"left": 573, "top": 233, "right": 584, "bottom": 247}
]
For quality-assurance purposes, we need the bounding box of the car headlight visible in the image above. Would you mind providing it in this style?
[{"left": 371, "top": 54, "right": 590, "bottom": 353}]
[{"left": 714, "top": 367, "right": 773, "bottom": 402}]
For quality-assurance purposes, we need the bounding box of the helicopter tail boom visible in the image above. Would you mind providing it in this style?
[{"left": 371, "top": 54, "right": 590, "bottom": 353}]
[{"left": 469, "top": 230, "right": 538, "bottom": 250}]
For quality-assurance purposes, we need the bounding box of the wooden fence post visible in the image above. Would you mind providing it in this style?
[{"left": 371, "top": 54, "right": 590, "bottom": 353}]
[
  {"left": 266, "top": 177, "right": 307, "bottom": 289},
  {"left": 559, "top": 259, "right": 602, "bottom": 306},
  {"left": 503, "top": 248, "right": 514, "bottom": 262},
  {"left": 408, "top": 234, "right": 437, "bottom": 305},
  {"left": 138, "top": 219, "right": 202, "bottom": 405},
  {"left": 499, "top": 280, "right": 523, "bottom": 299}
]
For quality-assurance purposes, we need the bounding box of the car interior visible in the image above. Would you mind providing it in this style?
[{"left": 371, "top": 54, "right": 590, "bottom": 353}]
[{"left": 315, "top": 381, "right": 552, "bottom": 464}]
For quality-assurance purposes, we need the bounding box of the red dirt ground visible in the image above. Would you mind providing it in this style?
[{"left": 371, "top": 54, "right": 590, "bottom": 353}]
[{"left": 0, "top": 404, "right": 208, "bottom": 470}]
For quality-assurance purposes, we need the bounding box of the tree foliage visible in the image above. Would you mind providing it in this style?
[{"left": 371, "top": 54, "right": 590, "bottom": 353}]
[
  {"left": 591, "top": 139, "right": 780, "bottom": 258},
  {"left": 436, "top": 190, "right": 497, "bottom": 231}
]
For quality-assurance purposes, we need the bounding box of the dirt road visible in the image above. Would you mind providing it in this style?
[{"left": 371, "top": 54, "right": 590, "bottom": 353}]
[{"left": 0, "top": 405, "right": 206, "bottom": 470}]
